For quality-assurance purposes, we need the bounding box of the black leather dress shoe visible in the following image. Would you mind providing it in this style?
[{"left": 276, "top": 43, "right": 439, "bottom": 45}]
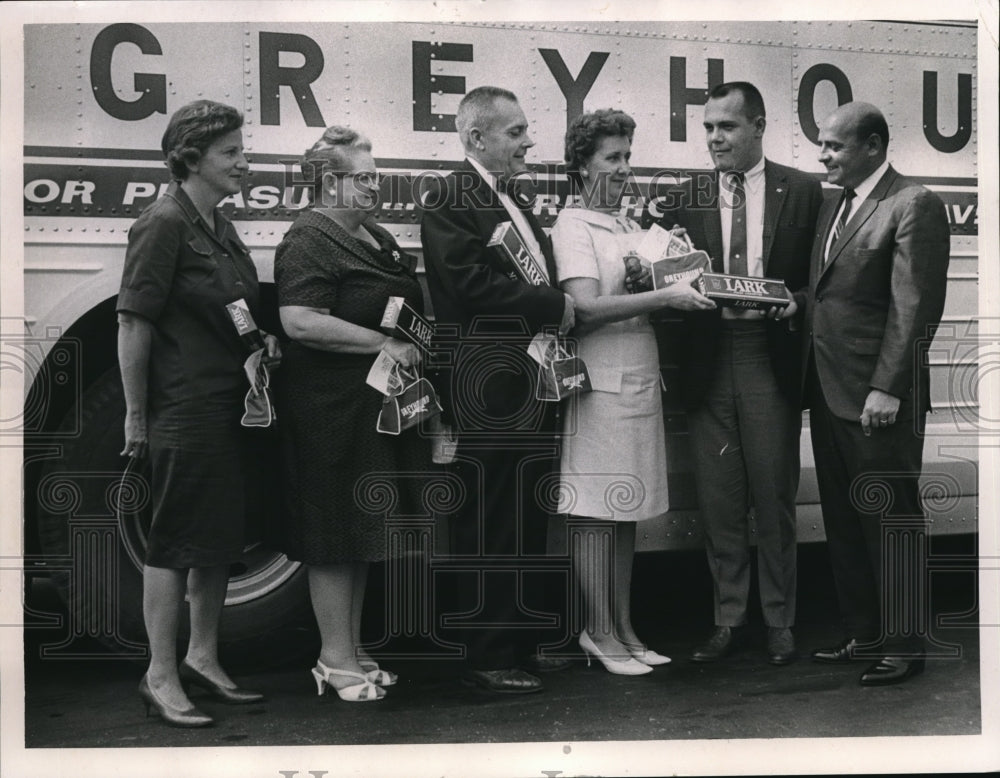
[
  {"left": 521, "top": 654, "right": 573, "bottom": 673},
  {"left": 461, "top": 668, "right": 543, "bottom": 694},
  {"left": 690, "top": 626, "right": 747, "bottom": 662},
  {"left": 767, "top": 627, "right": 797, "bottom": 666},
  {"left": 811, "top": 638, "right": 863, "bottom": 664},
  {"left": 859, "top": 656, "right": 925, "bottom": 686}
]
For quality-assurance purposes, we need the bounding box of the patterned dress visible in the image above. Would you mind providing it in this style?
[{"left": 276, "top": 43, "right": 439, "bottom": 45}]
[{"left": 274, "top": 210, "right": 431, "bottom": 563}]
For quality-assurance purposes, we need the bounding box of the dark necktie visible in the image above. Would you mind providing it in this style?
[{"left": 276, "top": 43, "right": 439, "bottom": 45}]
[
  {"left": 725, "top": 171, "right": 748, "bottom": 277},
  {"left": 498, "top": 174, "right": 536, "bottom": 210},
  {"left": 826, "top": 187, "right": 856, "bottom": 263}
]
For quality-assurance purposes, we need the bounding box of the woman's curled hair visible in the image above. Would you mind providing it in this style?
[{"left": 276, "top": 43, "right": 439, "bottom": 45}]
[
  {"left": 564, "top": 109, "right": 636, "bottom": 186},
  {"left": 161, "top": 100, "right": 244, "bottom": 180},
  {"left": 300, "top": 126, "right": 373, "bottom": 197}
]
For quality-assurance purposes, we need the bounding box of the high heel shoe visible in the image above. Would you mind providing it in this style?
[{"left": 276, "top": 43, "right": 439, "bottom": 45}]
[
  {"left": 138, "top": 675, "right": 214, "bottom": 728},
  {"left": 578, "top": 632, "right": 653, "bottom": 675},
  {"left": 358, "top": 658, "right": 398, "bottom": 687},
  {"left": 627, "top": 644, "right": 672, "bottom": 666},
  {"left": 179, "top": 660, "right": 265, "bottom": 704},
  {"left": 311, "top": 660, "right": 385, "bottom": 701}
]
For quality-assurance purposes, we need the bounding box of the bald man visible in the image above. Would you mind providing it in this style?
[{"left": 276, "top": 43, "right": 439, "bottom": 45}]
[{"left": 803, "top": 102, "right": 950, "bottom": 685}]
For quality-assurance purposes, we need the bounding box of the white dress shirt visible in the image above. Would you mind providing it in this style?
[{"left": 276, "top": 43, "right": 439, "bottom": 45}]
[
  {"left": 719, "top": 156, "right": 766, "bottom": 319},
  {"left": 720, "top": 155, "right": 766, "bottom": 278}
]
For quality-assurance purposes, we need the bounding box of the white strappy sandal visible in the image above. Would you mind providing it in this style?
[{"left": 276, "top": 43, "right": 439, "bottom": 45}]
[{"left": 311, "top": 661, "right": 385, "bottom": 701}]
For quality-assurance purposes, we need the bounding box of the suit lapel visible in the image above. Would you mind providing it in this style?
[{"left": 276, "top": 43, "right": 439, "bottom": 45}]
[
  {"left": 702, "top": 174, "right": 725, "bottom": 273},
  {"left": 824, "top": 167, "right": 898, "bottom": 271},
  {"left": 814, "top": 196, "right": 838, "bottom": 282},
  {"left": 464, "top": 160, "right": 559, "bottom": 287},
  {"left": 523, "top": 209, "right": 558, "bottom": 284},
  {"left": 761, "top": 160, "right": 787, "bottom": 275}
]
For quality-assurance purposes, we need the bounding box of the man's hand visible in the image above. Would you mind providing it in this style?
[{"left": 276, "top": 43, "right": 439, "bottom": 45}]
[
  {"left": 765, "top": 287, "right": 797, "bottom": 320},
  {"left": 860, "top": 389, "right": 901, "bottom": 436}
]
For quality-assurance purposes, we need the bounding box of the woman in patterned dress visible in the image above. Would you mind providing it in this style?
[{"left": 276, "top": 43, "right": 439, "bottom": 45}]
[{"left": 274, "top": 127, "right": 430, "bottom": 701}]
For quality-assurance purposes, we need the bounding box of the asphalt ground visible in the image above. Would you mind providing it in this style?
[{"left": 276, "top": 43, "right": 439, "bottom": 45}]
[{"left": 20, "top": 537, "right": 984, "bottom": 754}]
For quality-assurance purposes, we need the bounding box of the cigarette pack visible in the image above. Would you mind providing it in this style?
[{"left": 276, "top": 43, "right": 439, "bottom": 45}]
[
  {"left": 488, "top": 221, "right": 548, "bottom": 286},
  {"left": 225, "top": 298, "right": 265, "bottom": 352},
  {"left": 696, "top": 273, "right": 790, "bottom": 310},
  {"left": 380, "top": 296, "right": 434, "bottom": 352}
]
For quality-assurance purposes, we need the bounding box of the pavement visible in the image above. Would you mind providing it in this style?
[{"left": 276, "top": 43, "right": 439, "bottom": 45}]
[{"left": 20, "top": 541, "right": 984, "bottom": 752}]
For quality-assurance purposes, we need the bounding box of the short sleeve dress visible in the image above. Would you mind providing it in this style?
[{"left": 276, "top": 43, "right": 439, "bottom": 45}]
[
  {"left": 116, "top": 181, "right": 267, "bottom": 568},
  {"left": 274, "top": 210, "right": 432, "bottom": 564},
  {"left": 551, "top": 207, "right": 669, "bottom": 522}
]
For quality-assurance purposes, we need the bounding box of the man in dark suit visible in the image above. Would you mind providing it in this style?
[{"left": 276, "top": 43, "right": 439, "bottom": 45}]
[
  {"left": 420, "top": 86, "right": 575, "bottom": 694},
  {"left": 653, "top": 82, "right": 822, "bottom": 665},
  {"left": 805, "top": 101, "right": 950, "bottom": 685}
]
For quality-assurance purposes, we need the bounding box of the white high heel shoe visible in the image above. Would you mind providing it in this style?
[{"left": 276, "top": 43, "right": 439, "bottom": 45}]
[
  {"left": 358, "top": 658, "right": 398, "bottom": 687},
  {"left": 578, "top": 631, "right": 653, "bottom": 675},
  {"left": 627, "top": 644, "right": 672, "bottom": 666},
  {"left": 311, "top": 660, "right": 385, "bottom": 701}
]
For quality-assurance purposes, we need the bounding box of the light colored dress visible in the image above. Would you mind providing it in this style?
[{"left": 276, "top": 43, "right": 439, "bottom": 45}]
[{"left": 551, "top": 207, "right": 669, "bottom": 522}]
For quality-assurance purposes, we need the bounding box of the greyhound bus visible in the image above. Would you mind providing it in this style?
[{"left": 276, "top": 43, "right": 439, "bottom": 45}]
[{"left": 15, "top": 19, "right": 978, "bottom": 659}]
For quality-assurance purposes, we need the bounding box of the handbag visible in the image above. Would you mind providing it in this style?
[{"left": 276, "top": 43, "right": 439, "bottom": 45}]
[
  {"left": 241, "top": 350, "right": 275, "bottom": 428},
  {"left": 536, "top": 340, "right": 592, "bottom": 402},
  {"left": 376, "top": 364, "right": 443, "bottom": 435}
]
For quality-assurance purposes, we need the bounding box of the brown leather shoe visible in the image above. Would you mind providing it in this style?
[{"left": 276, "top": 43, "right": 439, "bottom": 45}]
[
  {"left": 690, "top": 626, "right": 748, "bottom": 662},
  {"left": 767, "top": 627, "right": 797, "bottom": 666},
  {"left": 461, "top": 668, "right": 543, "bottom": 694}
]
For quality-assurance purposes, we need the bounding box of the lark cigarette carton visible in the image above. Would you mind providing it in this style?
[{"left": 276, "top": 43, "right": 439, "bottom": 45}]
[{"left": 697, "top": 273, "right": 790, "bottom": 310}]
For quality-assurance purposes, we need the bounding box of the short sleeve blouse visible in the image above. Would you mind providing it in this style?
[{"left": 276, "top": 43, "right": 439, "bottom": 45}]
[{"left": 117, "top": 181, "right": 261, "bottom": 411}]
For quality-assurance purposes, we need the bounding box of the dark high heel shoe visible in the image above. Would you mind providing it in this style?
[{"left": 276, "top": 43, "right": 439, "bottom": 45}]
[
  {"left": 138, "top": 675, "right": 213, "bottom": 728},
  {"left": 179, "top": 661, "right": 265, "bottom": 705}
]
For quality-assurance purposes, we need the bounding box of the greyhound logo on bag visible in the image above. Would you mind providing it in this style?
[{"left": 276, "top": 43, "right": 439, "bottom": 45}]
[
  {"left": 562, "top": 373, "right": 587, "bottom": 391},
  {"left": 401, "top": 394, "right": 431, "bottom": 419}
]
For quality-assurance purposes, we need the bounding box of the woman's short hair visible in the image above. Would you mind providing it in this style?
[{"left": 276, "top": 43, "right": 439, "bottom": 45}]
[
  {"left": 564, "top": 109, "right": 636, "bottom": 186},
  {"left": 301, "top": 126, "right": 373, "bottom": 194},
  {"left": 161, "top": 100, "right": 243, "bottom": 180}
]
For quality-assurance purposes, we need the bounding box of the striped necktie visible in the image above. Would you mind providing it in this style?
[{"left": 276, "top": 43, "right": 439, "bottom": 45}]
[{"left": 826, "top": 188, "right": 856, "bottom": 262}]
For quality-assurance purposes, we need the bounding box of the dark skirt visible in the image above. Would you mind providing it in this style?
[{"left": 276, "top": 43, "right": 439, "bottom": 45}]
[
  {"left": 145, "top": 398, "right": 270, "bottom": 569},
  {"left": 274, "top": 344, "right": 432, "bottom": 564}
]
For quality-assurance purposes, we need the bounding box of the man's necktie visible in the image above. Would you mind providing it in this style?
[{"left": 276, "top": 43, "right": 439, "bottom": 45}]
[
  {"left": 726, "top": 171, "right": 748, "bottom": 277},
  {"left": 826, "top": 187, "right": 856, "bottom": 263}
]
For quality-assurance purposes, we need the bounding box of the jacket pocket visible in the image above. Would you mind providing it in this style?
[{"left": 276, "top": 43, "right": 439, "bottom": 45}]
[
  {"left": 182, "top": 238, "right": 219, "bottom": 285},
  {"left": 586, "top": 368, "right": 623, "bottom": 394}
]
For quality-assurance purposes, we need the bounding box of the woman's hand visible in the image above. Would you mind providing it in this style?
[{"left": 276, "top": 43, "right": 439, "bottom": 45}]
[
  {"left": 382, "top": 337, "right": 422, "bottom": 368},
  {"left": 121, "top": 410, "right": 149, "bottom": 460},
  {"left": 262, "top": 332, "right": 283, "bottom": 368},
  {"left": 656, "top": 281, "right": 717, "bottom": 311}
]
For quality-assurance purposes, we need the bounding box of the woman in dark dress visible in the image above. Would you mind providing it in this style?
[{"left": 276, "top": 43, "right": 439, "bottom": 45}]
[
  {"left": 117, "top": 100, "right": 281, "bottom": 727},
  {"left": 275, "top": 126, "right": 429, "bottom": 702}
]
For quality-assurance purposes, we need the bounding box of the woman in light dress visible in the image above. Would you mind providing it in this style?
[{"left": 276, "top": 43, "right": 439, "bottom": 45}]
[{"left": 552, "top": 109, "right": 715, "bottom": 674}]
